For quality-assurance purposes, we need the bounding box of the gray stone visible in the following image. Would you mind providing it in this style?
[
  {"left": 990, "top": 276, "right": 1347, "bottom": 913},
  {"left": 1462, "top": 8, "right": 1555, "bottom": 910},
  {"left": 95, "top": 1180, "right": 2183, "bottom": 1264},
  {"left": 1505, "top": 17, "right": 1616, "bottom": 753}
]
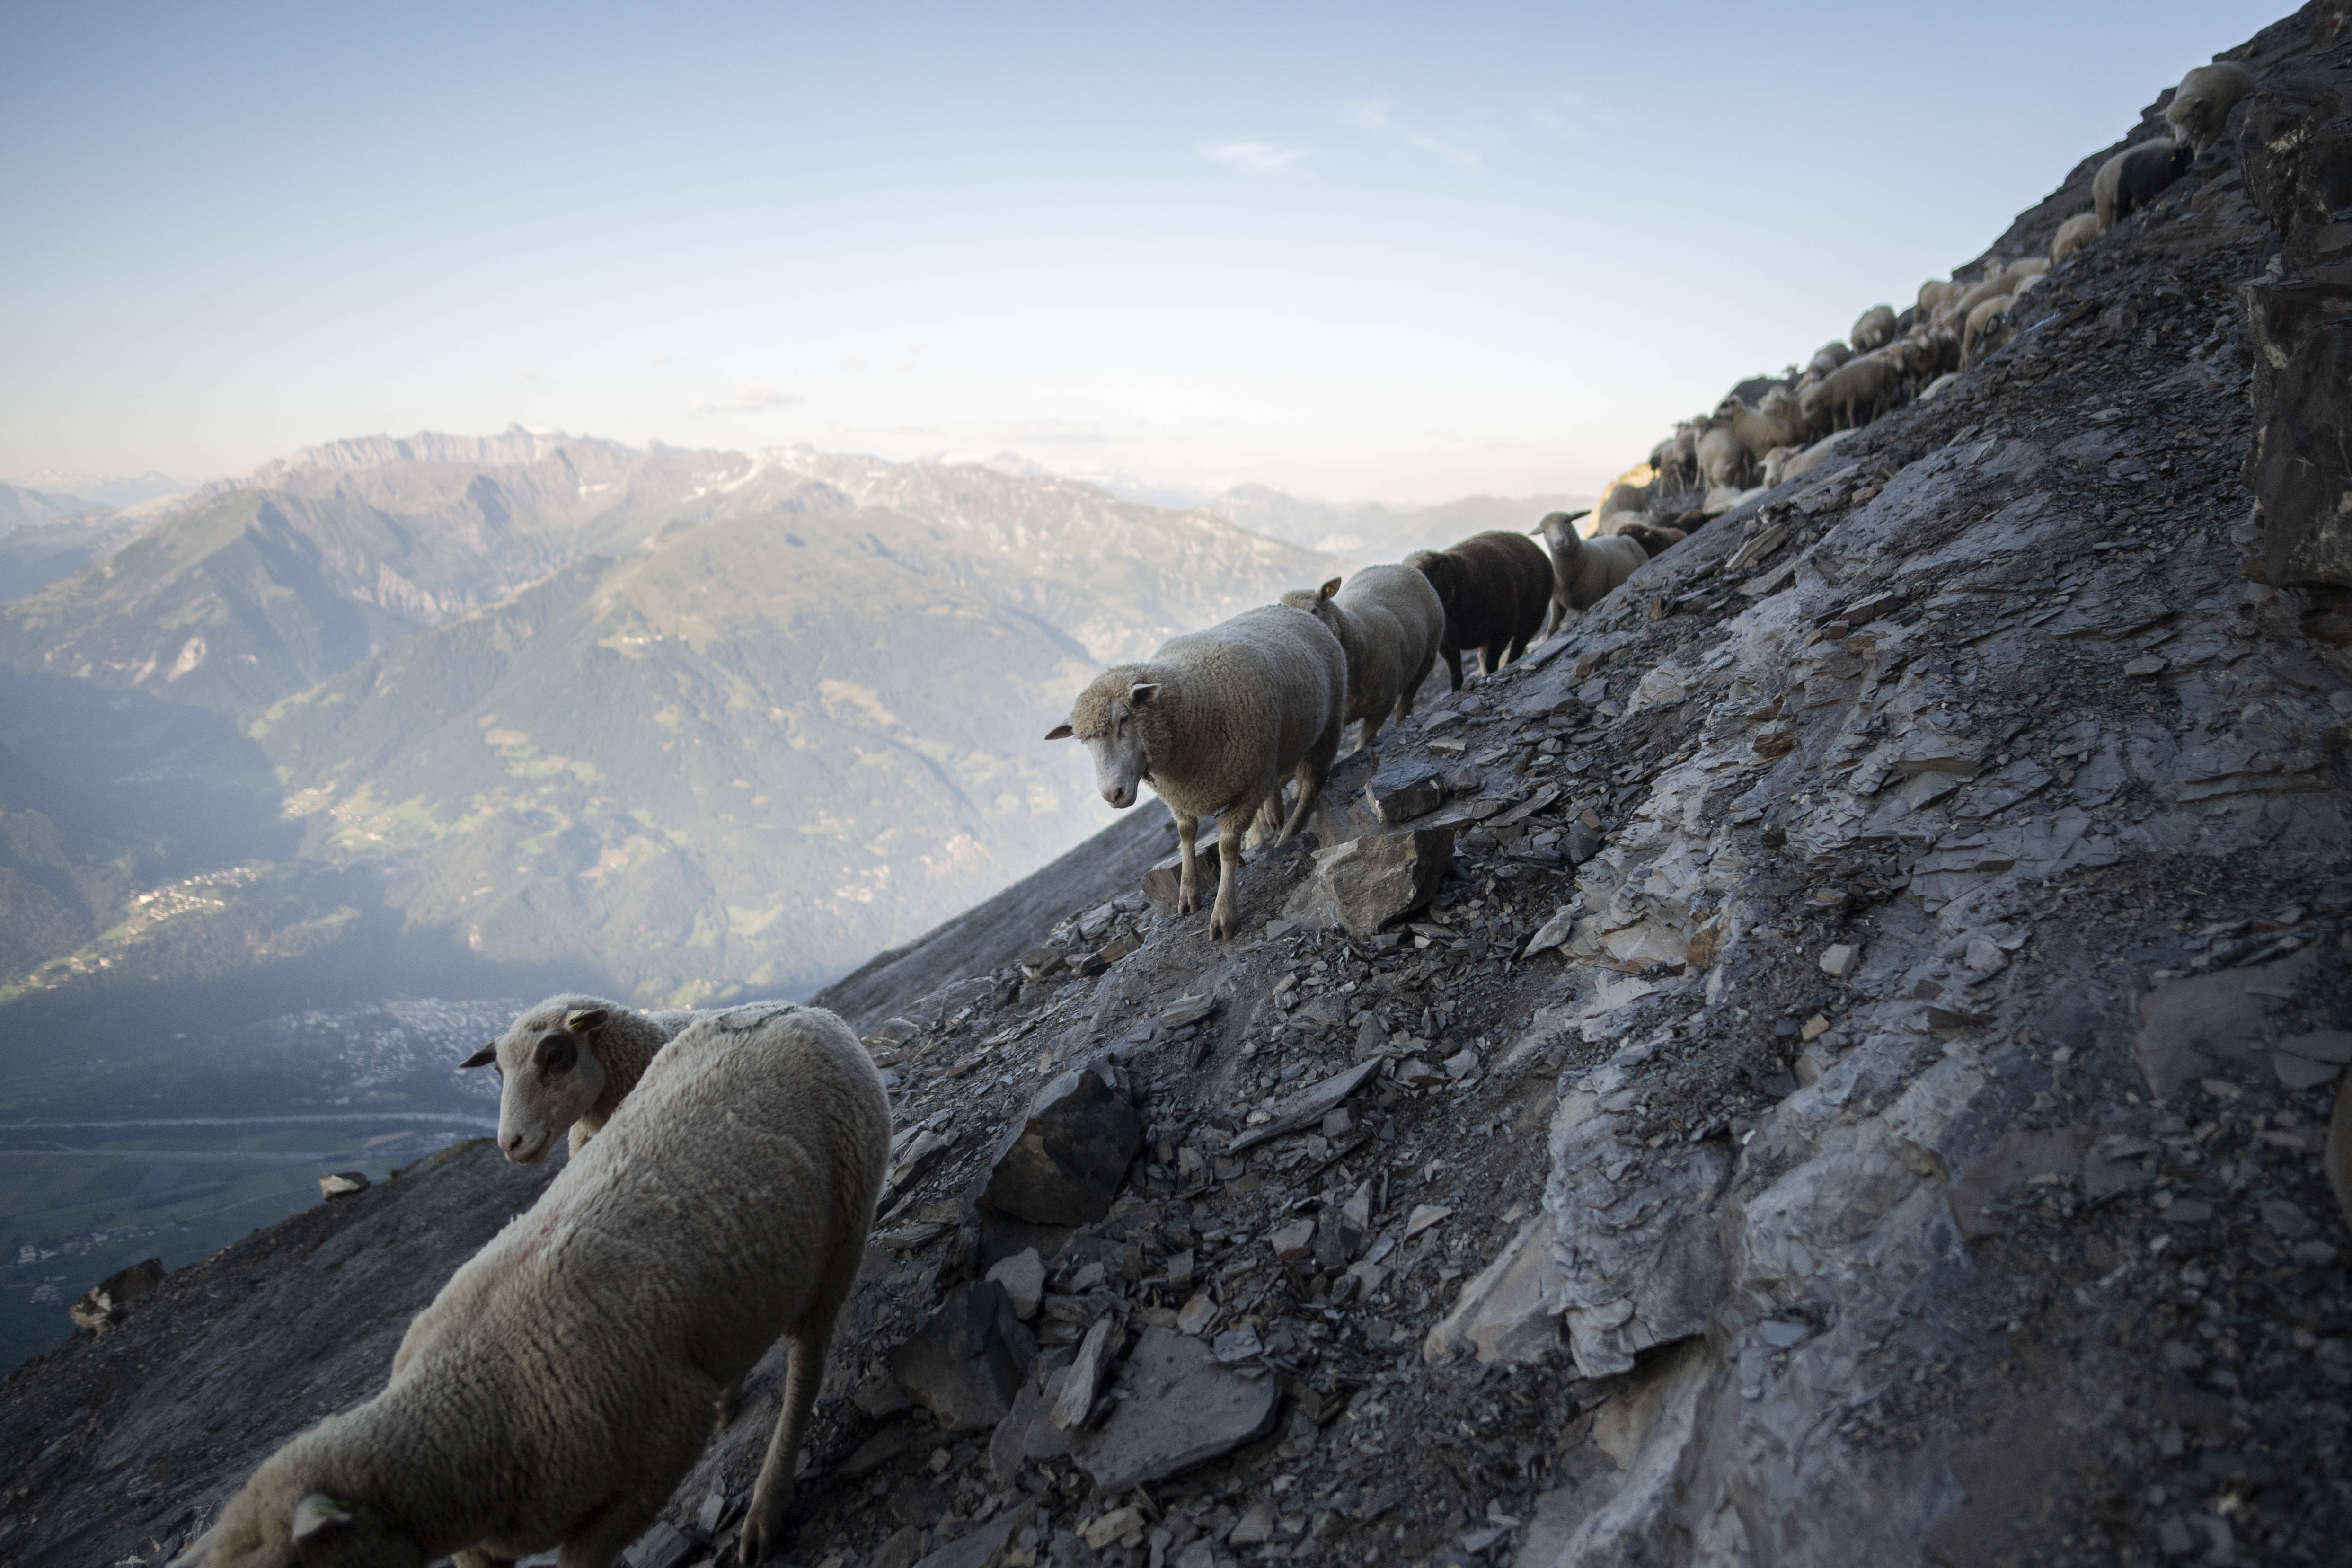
[
  {"left": 1228, "top": 1058, "right": 1384, "bottom": 1153},
  {"left": 887, "top": 1279, "right": 1038, "bottom": 1431},
  {"left": 1071, "top": 1326, "right": 1280, "bottom": 1493},
  {"left": 1422, "top": 1215, "right": 1565, "bottom": 1365},
  {"left": 1159, "top": 994, "right": 1217, "bottom": 1028},
  {"left": 1053, "top": 1316, "right": 1115, "bottom": 1429},
  {"left": 985, "top": 1248, "right": 1047, "bottom": 1320},
  {"left": 872, "top": 1526, "right": 928, "bottom": 1568},
  {"left": 319, "top": 1172, "right": 371, "bottom": 1200},
  {"left": 911, "top": 1502, "right": 1036, "bottom": 1568},
  {"left": 987, "top": 1367, "right": 1074, "bottom": 1482},
  {"left": 982, "top": 1066, "right": 1144, "bottom": 1226},
  {"left": 2261, "top": 1198, "right": 2317, "bottom": 1239},
  {"left": 2275, "top": 1051, "right": 2342, "bottom": 1090},
  {"left": 624, "top": 1521, "right": 692, "bottom": 1568},
  {"left": 1285, "top": 827, "right": 1455, "bottom": 939},
  {"left": 1365, "top": 762, "right": 1444, "bottom": 825}
]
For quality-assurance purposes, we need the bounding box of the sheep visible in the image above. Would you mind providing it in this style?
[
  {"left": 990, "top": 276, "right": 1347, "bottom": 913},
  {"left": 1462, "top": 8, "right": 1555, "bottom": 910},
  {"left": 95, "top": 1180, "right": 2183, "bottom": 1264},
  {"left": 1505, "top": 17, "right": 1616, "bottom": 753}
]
[
  {"left": 173, "top": 1002, "right": 891, "bottom": 1568},
  {"left": 1533, "top": 510, "right": 1649, "bottom": 636},
  {"left": 1799, "top": 353, "right": 1898, "bottom": 432},
  {"left": 2051, "top": 211, "right": 2101, "bottom": 263},
  {"left": 1917, "top": 279, "right": 1964, "bottom": 317},
  {"left": 1849, "top": 305, "right": 1899, "bottom": 352},
  {"left": 2164, "top": 61, "right": 2255, "bottom": 154},
  {"left": 1805, "top": 340, "right": 1853, "bottom": 381},
  {"left": 1695, "top": 420, "right": 1746, "bottom": 488},
  {"left": 1961, "top": 295, "right": 2015, "bottom": 368},
  {"left": 2094, "top": 137, "right": 2193, "bottom": 230},
  {"left": 1649, "top": 425, "right": 1697, "bottom": 490},
  {"left": 1619, "top": 523, "right": 1686, "bottom": 557},
  {"left": 1721, "top": 387, "right": 1803, "bottom": 462},
  {"left": 1595, "top": 478, "right": 1653, "bottom": 525},
  {"left": 460, "top": 995, "right": 697, "bottom": 1164},
  {"left": 1774, "top": 431, "right": 1853, "bottom": 485},
  {"left": 1049, "top": 604, "right": 1344, "bottom": 938},
  {"left": 1279, "top": 564, "right": 1445, "bottom": 751},
  {"left": 1949, "top": 271, "right": 2020, "bottom": 321},
  {"left": 1406, "top": 530, "right": 1555, "bottom": 691}
]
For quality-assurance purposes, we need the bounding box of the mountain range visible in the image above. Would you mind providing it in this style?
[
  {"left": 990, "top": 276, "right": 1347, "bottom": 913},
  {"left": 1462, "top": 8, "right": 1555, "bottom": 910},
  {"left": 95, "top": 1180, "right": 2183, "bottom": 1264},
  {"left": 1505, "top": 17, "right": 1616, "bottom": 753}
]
[{"left": 0, "top": 431, "right": 1580, "bottom": 1106}]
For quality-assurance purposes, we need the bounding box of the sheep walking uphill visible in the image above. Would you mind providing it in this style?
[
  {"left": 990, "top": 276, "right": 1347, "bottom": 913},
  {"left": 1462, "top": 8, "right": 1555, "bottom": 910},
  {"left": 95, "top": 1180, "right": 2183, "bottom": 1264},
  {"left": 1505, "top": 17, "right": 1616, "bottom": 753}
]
[
  {"left": 1407, "top": 530, "right": 1556, "bottom": 690},
  {"left": 1048, "top": 604, "right": 1344, "bottom": 939},
  {"left": 1535, "top": 510, "right": 1648, "bottom": 636},
  {"left": 1280, "top": 564, "right": 1444, "bottom": 752},
  {"left": 462, "top": 995, "right": 698, "bottom": 1163},
  {"left": 174, "top": 1002, "right": 892, "bottom": 1568},
  {"left": 2165, "top": 61, "right": 2255, "bottom": 154}
]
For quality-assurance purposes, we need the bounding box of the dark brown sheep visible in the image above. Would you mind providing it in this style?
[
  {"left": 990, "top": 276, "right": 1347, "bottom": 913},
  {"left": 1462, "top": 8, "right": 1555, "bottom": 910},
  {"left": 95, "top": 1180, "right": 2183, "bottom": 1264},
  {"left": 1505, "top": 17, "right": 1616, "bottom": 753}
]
[{"left": 1406, "top": 530, "right": 1555, "bottom": 690}]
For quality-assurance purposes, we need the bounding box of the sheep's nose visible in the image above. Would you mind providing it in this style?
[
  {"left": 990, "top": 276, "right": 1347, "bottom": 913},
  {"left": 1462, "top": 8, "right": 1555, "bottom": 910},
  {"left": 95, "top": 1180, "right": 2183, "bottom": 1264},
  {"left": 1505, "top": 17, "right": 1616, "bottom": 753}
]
[
  {"left": 501, "top": 1133, "right": 522, "bottom": 1153},
  {"left": 1103, "top": 787, "right": 1130, "bottom": 808}
]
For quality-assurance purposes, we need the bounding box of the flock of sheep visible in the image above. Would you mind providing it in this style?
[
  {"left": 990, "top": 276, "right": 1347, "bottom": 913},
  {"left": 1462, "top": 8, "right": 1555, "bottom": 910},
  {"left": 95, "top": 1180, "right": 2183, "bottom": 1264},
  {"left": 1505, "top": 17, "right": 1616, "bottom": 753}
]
[
  {"left": 1594, "top": 61, "right": 2254, "bottom": 537},
  {"left": 168, "top": 55, "right": 2264, "bottom": 1568}
]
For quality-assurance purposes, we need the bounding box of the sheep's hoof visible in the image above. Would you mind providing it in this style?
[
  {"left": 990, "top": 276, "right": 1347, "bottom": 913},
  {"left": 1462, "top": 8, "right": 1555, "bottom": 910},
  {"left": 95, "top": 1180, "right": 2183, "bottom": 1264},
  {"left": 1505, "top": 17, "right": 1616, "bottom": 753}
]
[{"left": 738, "top": 1485, "right": 792, "bottom": 1564}]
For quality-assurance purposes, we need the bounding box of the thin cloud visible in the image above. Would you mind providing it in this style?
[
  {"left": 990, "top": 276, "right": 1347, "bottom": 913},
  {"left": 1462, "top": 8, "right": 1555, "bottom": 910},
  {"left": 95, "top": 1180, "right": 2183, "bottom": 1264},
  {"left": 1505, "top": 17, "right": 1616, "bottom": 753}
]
[
  {"left": 1531, "top": 92, "right": 1637, "bottom": 142},
  {"left": 1200, "top": 140, "right": 1308, "bottom": 173},
  {"left": 1337, "top": 99, "right": 1486, "bottom": 168},
  {"left": 688, "top": 386, "right": 804, "bottom": 415}
]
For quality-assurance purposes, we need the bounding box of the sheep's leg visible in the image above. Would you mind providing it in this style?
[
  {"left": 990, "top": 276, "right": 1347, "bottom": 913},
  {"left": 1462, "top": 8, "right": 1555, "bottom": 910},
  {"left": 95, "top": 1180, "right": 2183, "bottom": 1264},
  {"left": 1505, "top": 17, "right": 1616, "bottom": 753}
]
[
  {"left": 559, "top": 1398, "right": 707, "bottom": 1568},
  {"left": 741, "top": 1325, "right": 832, "bottom": 1563},
  {"left": 1246, "top": 790, "right": 1284, "bottom": 853},
  {"left": 1175, "top": 814, "right": 1202, "bottom": 915},
  {"left": 1210, "top": 797, "right": 1260, "bottom": 939},
  {"left": 1396, "top": 647, "right": 1437, "bottom": 725},
  {"left": 1441, "top": 645, "right": 1464, "bottom": 691},
  {"left": 1278, "top": 752, "right": 1331, "bottom": 846}
]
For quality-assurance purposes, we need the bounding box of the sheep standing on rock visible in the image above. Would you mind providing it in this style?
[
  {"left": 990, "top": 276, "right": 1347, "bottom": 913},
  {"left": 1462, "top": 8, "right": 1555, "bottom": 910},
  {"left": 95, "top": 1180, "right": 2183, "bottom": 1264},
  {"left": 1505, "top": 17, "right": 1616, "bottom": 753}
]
[
  {"left": 1049, "top": 604, "right": 1344, "bottom": 938},
  {"left": 1534, "top": 511, "right": 1648, "bottom": 636},
  {"left": 1279, "top": 565, "right": 1445, "bottom": 752},
  {"left": 2095, "top": 137, "right": 2193, "bottom": 230},
  {"left": 1850, "top": 305, "right": 1899, "bottom": 352},
  {"left": 461, "top": 995, "right": 695, "bottom": 1163},
  {"left": 2165, "top": 61, "right": 2255, "bottom": 154},
  {"left": 1800, "top": 353, "right": 1898, "bottom": 432},
  {"left": 1407, "top": 530, "right": 1556, "bottom": 690},
  {"left": 2051, "top": 211, "right": 2101, "bottom": 263},
  {"left": 1721, "top": 387, "right": 1804, "bottom": 465},
  {"left": 174, "top": 1002, "right": 891, "bottom": 1568}
]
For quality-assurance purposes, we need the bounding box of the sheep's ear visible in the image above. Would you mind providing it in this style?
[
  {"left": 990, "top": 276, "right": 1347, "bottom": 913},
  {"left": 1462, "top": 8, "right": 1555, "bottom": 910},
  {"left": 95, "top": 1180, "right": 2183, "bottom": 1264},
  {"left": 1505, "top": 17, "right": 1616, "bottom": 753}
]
[
  {"left": 1127, "top": 683, "right": 1161, "bottom": 708},
  {"left": 564, "top": 1008, "right": 608, "bottom": 1034},
  {"left": 1045, "top": 724, "right": 1074, "bottom": 741},
  {"left": 1319, "top": 577, "right": 1342, "bottom": 600},
  {"left": 460, "top": 1044, "right": 496, "bottom": 1069},
  {"left": 289, "top": 1494, "right": 354, "bottom": 1545}
]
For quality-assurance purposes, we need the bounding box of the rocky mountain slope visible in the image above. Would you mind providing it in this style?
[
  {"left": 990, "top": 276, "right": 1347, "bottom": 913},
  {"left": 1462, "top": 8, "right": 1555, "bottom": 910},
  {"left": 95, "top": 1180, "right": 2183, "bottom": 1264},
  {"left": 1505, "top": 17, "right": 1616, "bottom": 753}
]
[{"left": 6, "top": 7, "right": 2352, "bottom": 1567}]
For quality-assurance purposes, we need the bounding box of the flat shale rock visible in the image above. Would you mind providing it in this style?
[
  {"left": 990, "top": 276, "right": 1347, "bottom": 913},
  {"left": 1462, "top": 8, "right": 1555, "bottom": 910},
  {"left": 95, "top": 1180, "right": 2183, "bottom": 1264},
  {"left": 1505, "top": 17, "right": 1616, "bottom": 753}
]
[
  {"left": 1285, "top": 826, "right": 1455, "bottom": 938},
  {"left": 1070, "top": 1326, "right": 1280, "bottom": 1492}
]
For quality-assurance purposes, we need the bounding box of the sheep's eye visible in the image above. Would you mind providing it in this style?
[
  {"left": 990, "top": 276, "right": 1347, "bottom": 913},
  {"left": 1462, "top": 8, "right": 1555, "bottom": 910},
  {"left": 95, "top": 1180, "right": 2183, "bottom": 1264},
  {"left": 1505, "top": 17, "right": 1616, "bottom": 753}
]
[{"left": 534, "top": 1036, "right": 576, "bottom": 1074}]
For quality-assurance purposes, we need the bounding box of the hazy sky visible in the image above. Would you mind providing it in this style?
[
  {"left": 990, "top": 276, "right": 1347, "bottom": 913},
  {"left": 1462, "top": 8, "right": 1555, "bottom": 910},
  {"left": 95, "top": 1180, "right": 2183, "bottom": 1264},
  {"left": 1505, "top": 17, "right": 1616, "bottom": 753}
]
[{"left": 3, "top": 1, "right": 2287, "bottom": 501}]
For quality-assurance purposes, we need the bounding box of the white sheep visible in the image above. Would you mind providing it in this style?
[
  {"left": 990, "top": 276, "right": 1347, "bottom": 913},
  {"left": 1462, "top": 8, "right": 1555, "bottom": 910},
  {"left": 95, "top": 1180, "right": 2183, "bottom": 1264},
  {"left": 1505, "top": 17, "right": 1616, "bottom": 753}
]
[
  {"left": 2164, "top": 62, "right": 2255, "bottom": 155},
  {"left": 1720, "top": 387, "right": 1804, "bottom": 463},
  {"left": 1534, "top": 510, "right": 1648, "bottom": 635},
  {"left": 1695, "top": 420, "right": 1746, "bottom": 489},
  {"left": 1916, "top": 279, "right": 1963, "bottom": 317},
  {"left": 1279, "top": 564, "right": 1445, "bottom": 751},
  {"left": 461, "top": 995, "right": 698, "bottom": 1164},
  {"left": 1773, "top": 431, "right": 1853, "bottom": 484},
  {"left": 173, "top": 1002, "right": 892, "bottom": 1568},
  {"left": 1048, "top": 604, "right": 1345, "bottom": 938},
  {"left": 1961, "top": 295, "right": 2015, "bottom": 367},
  {"left": 2051, "top": 211, "right": 2101, "bottom": 263},
  {"left": 1798, "top": 353, "right": 1897, "bottom": 432},
  {"left": 1849, "top": 305, "right": 1899, "bottom": 352}
]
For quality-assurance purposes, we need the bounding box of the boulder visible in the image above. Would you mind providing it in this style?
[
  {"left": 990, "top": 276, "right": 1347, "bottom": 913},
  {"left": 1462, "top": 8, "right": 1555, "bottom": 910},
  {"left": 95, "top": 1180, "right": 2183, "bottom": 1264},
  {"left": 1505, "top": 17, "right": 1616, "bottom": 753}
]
[
  {"left": 2237, "top": 55, "right": 2352, "bottom": 615},
  {"left": 1423, "top": 1215, "right": 1565, "bottom": 1365},
  {"left": 1069, "top": 1326, "right": 1281, "bottom": 1492},
  {"left": 319, "top": 1172, "right": 371, "bottom": 1200},
  {"left": 1365, "top": 761, "right": 1445, "bottom": 826},
  {"left": 1284, "top": 827, "right": 1455, "bottom": 939},
  {"left": 886, "top": 1279, "right": 1038, "bottom": 1431},
  {"left": 981, "top": 1066, "right": 1144, "bottom": 1226}
]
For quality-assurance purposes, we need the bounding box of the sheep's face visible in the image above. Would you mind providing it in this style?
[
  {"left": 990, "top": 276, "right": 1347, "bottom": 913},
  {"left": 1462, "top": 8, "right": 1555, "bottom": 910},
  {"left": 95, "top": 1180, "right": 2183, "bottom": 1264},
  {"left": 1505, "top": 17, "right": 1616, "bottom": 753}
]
[
  {"left": 1047, "top": 684, "right": 1156, "bottom": 810},
  {"left": 471, "top": 1007, "right": 611, "bottom": 1164},
  {"left": 1408, "top": 551, "right": 1461, "bottom": 609},
  {"left": 171, "top": 1490, "right": 419, "bottom": 1568}
]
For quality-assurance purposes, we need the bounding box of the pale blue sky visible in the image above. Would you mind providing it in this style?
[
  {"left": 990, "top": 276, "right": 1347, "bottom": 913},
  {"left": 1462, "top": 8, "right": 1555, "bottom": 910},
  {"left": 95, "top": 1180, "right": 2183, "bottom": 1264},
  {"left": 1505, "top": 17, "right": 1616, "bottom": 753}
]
[{"left": 2, "top": 1, "right": 2287, "bottom": 500}]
